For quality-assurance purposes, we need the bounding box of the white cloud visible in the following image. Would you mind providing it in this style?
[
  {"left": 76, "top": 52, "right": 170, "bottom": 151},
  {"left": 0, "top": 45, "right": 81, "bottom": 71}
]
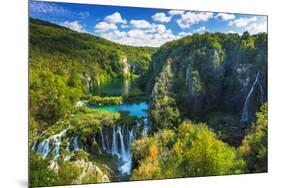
[
  {"left": 60, "top": 21, "right": 86, "bottom": 33},
  {"left": 246, "top": 21, "right": 267, "bottom": 34},
  {"left": 152, "top": 12, "right": 171, "bottom": 23},
  {"left": 169, "top": 10, "right": 185, "bottom": 16},
  {"left": 98, "top": 22, "right": 179, "bottom": 47},
  {"left": 104, "top": 12, "right": 127, "bottom": 24},
  {"left": 95, "top": 21, "right": 117, "bottom": 32},
  {"left": 215, "top": 13, "right": 235, "bottom": 20},
  {"left": 178, "top": 32, "right": 192, "bottom": 37},
  {"left": 121, "top": 24, "right": 130, "bottom": 29},
  {"left": 193, "top": 26, "right": 207, "bottom": 33},
  {"left": 176, "top": 12, "right": 213, "bottom": 29},
  {"left": 129, "top": 20, "right": 152, "bottom": 29},
  {"left": 228, "top": 16, "right": 257, "bottom": 27}
]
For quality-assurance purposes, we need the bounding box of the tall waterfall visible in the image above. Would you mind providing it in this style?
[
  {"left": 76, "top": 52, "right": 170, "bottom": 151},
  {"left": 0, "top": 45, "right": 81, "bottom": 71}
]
[
  {"left": 117, "top": 126, "right": 126, "bottom": 162},
  {"left": 241, "top": 71, "right": 264, "bottom": 122},
  {"left": 87, "top": 76, "right": 92, "bottom": 96},
  {"left": 99, "top": 125, "right": 138, "bottom": 175},
  {"left": 111, "top": 127, "right": 118, "bottom": 156}
]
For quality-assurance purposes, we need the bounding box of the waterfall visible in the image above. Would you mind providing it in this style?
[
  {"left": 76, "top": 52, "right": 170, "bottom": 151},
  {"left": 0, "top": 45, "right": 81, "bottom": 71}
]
[
  {"left": 73, "top": 137, "right": 80, "bottom": 151},
  {"left": 142, "top": 118, "right": 149, "bottom": 136},
  {"left": 117, "top": 126, "right": 126, "bottom": 162},
  {"left": 118, "top": 129, "right": 135, "bottom": 175},
  {"left": 241, "top": 71, "right": 264, "bottom": 122},
  {"left": 111, "top": 127, "right": 118, "bottom": 157},
  {"left": 100, "top": 128, "right": 106, "bottom": 151},
  {"left": 36, "top": 139, "right": 50, "bottom": 158},
  {"left": 52, "top": 136, "right": 62, "bottom": 158},
  {"left": 33, "top": 129, "right": 67, "bottom": 158}
]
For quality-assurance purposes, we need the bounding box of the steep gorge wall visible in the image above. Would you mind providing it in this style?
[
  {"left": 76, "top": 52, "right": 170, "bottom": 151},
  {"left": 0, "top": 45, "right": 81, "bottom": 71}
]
[{"left": 148, "top": 32, "right": 267, "bottom": 126}]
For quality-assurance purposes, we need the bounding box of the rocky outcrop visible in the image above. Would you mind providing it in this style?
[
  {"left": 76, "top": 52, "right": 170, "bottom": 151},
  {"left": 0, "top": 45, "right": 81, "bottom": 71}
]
[{"left": 148, "top": 32, "right": 267, "bottom": 124}]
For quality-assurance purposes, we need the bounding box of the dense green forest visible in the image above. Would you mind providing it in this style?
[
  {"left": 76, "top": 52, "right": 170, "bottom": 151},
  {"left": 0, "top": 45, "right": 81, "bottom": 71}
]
[
  {"left": 29, "top": 18, "right": 156, "bottom": 139},
  {"left": 29, "top": 18, "right": 267, "bottom": 187}
]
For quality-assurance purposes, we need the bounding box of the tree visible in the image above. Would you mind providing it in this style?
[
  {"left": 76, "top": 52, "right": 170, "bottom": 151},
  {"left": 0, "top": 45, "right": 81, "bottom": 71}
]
[
  {"left": 29, "top": 153, "right": 57, "bottom": 187},
  {"left": 240, "top": 103, "right": 268, "bottom": 173}
]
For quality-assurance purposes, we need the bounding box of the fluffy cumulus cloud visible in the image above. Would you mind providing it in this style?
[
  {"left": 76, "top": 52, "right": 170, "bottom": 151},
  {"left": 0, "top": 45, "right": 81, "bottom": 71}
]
[
  {"left": 60, "top": 21, "right": 86, "bottom": 32},
  {"left": 104, "top": 12, "right": 127, "bottom": 24},
  {"left": 169, "top": 10, "right": 185, "bottom": 16},
  {"left": 176, "top": 12, "right": 213, "bottom": 29},
  {"left": 95, "top": 21, "right": 118, "bottom": 32},
  {"left": 129, "top": 20, "right": 152, "bottom": 29},
  {"left": 228, "top": 16, "right": 257, "bottom": 27},
  {"left": 98, "top": 20, "right": 179, "bottom": 47},
  {"left": 95, "top": 12, "right": 125, "bottom": 32},
  {"left": 152, "top": 12, "right": 171, "bottom": 23},
  {"left": 215, "top": 13, "right": 235, "bottom": 20}
]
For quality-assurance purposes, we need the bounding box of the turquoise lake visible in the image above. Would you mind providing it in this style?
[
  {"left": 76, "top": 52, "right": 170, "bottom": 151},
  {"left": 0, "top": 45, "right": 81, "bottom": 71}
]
[{"left": 88, "top": 102, "right": 148, "bottom": 118}]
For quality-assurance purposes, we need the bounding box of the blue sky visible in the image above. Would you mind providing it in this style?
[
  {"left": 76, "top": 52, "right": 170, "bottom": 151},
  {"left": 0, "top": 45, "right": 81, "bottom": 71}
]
[{"left": 29, "top": 1, "right": 267, "bottom": 47}]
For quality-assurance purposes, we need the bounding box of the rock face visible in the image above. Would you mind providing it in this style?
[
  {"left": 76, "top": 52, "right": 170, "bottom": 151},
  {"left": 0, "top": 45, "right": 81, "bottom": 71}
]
[
  {"left": 148, "top": 32, "right": 267, "bottom": 124},
  {"left": 73, "top": 159, "right": 110, "bottom": 183}
]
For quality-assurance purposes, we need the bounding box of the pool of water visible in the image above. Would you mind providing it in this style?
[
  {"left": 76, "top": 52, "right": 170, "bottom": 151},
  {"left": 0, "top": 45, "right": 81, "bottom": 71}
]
[
  {"left": 93, "top": 79, "right": 136, "bottom": 96},
  {"left": 89, "top": 102, "right": 148, "bottom": 118}
]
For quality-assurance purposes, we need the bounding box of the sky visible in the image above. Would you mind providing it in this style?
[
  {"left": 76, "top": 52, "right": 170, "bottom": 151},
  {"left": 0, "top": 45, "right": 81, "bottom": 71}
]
[{"left": 29, "top": 1, "right": 267, "bottom": 47}]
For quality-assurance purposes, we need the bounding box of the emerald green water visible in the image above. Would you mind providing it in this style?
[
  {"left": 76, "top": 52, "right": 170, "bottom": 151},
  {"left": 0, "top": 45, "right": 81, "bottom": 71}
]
[
  {"left": 93, "top": 79, "right": 135, "bottom": 96},
  {"left": 89, "top": 102, "right": 148, "bottom": 118},
  {"left": 90, "top": 79, "right": 148, "bottom": 117}
]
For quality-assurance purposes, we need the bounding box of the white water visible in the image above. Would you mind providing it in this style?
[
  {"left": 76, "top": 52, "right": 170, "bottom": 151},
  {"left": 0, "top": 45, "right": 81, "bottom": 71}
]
[
  {"left": 241, "top": 71, "right": 264, "bottom": 122},
  {"left": 73, "top": 137, "right": 80, "bottom": 151},
  {"left": 100, "top": 128, "right": 106, "bottom": 151},
  {"left": 111, "top": 127, "right": 118, "bottom": 157},
  {"left": 117, "top": 126, "right": 127, "bottom": 162},
  {"left": 33, "top": 129, "right": 67, "bottom": 158},
  {"left": 97, "top": 125, "right": 138, "bottom": 175},
  {"left": 33, "top": 119, "right": 146, "bottom": 176}
]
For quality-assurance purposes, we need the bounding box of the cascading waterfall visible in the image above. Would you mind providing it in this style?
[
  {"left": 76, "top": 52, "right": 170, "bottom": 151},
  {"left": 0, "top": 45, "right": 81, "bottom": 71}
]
[
  {"left": 33, "top": 129, "right": 67, "bottom": 158},
  {"left": 111, "top": 127, "right": 118, "bottom": 157},
  {"left": 98, "top": 124, "right": 140, "bottom": 176},
  {"left": 32, "top": 119, "right": 147, "bottom": 176},
  {"left": 241, "top": 71, "right": 264, "bottom": 122},
  {"left": 73, "top": 136, "right": 80, "bottom": 151},
  {"left": 117, "top": 126, "right": 126, "bottom": 162}
]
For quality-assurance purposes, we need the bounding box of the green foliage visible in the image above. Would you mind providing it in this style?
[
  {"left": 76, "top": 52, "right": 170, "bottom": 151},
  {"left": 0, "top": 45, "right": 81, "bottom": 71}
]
[
  {"left": 29, "top": 153, "right": 58, "bottom": 187},
  {"left": 150, "top": 95, "right": 180, "bottom": 130},
  {"left": 29, "top": 18, "right": 155, "bottom": 139},
  {"left": 240, "top": 103, "right": 268, "bottom": 173},
  {"left": 88, "top": 96, "right": 123, "bottom": 106},
  {"left": 131, "top": 121, "right": 245, "bottom": 180}
]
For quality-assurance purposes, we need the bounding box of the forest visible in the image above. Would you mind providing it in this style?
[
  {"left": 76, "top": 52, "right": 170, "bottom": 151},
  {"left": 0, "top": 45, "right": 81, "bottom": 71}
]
[{"left": 29, "top": 18, "right": 268, "bottom": 187}]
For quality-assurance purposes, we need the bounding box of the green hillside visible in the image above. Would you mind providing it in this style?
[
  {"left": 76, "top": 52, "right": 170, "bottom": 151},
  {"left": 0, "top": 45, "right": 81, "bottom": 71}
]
[{"left": 29, "top": 18, "right": 156, "bottom": 133}]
